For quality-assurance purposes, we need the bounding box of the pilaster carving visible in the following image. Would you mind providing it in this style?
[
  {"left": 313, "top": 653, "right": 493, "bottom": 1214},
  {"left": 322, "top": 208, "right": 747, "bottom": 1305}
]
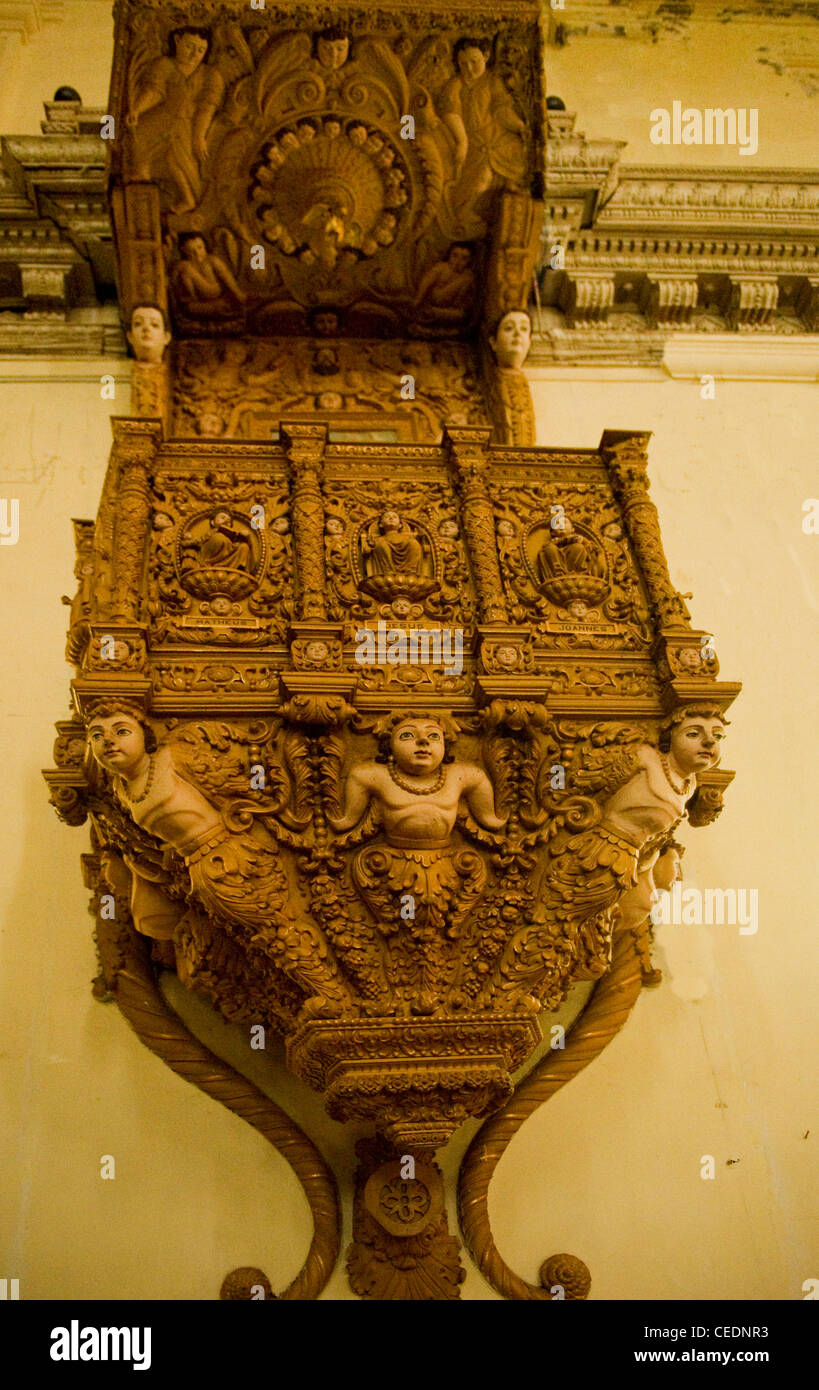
[
  {"left": 446, "top": 428, "right": 507, "bottom": 623},
  {"left": 283, "top": 423, "right": 329, "bottom": 621},
  {"left": 111, "top": 183, "right": 168, "bottom": 323},
  {"left": 601, "top": 429, "right": 691, "bottom": 631},
  {"left": 108, "top": 420, "right": 162, "bottom": 623},
  {"left": 130, "top": 359, "right": 170, "bottom": 426}
]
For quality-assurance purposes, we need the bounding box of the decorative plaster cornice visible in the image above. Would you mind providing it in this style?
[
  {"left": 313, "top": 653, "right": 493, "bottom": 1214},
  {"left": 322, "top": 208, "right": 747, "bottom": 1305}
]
[
  {"left": 0, "top": 2, "right": 63, "bottom": 40},
  {"left": 545, "top": 1, "right": 819, "bottom": 96},
  {"left": 532, "top": 110, "right": 819, "bottom": 364},
  {"left": 0, "top": 118, "right": 119, "bottom": 353}
]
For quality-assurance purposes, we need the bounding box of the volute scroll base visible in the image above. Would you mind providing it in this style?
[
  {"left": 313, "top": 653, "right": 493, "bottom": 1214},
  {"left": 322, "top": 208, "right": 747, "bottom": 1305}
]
[
  {"left": 457, "top": 928, "right": 644, "bottom": 1301},
  {"left": 95, "top": 910, "right": 341, "bottom": 1302}
]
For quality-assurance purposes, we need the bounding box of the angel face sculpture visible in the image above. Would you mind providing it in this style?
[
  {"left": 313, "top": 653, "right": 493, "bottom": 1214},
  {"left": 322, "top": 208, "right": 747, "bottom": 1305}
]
[
  {"left": 329, "top": 713, "right": 506, "bottom": 849},
  {"left": 489, "top": 310, "right": 532, "bottom": 370},
  {"left": 127, "top": 304, "right": 171, "bottom": 363},
  {"left": 315, "top": 27, "right": 350, "bottom": 70}
]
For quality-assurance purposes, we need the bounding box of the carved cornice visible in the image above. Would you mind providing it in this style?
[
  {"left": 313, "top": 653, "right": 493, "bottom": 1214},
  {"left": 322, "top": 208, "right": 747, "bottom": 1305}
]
[
  {"left": 0, "top": 118, "right": 124, "bottom": 354},
  {"left": 0, "top": 2, "right": 63, "bottom": 41},
  {"left": 532, "top": 111, "right": 819, "bottom": 364}
]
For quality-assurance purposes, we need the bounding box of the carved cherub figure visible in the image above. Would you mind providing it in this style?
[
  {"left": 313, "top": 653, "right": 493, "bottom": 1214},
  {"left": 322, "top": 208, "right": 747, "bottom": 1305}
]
[
  {"left": 412, "top": 243, "right": 476, "bottom": 323},
  {"left": 440, "top": 37, "right": 526, "bottom": 215},
  {"left": 173, "top": 233, "right": 246, "bottom": 316},
  {"left": 85, "top": 704, "right": 348, "bottom": 1014},
  {"left": 329, "top": 712, "right": 506, "bottom": 849},
  {"left": 126, "top": 27, "right": 224, "bottom": 214},
  {"left": 488, "top": 705, "right": 728, "bottom": 1010},
  {"left": 126, "top": 304, "right": 172, "bottom": 363}
]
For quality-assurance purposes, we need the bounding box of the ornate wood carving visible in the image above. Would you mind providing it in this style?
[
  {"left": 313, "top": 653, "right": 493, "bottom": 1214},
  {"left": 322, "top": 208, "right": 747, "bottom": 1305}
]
[
  {"left": 42, "top": 0, "right": 741, "bottom": 1302},
  {"left": 348, "top": 1138, "right": 465, "bottom": 1299}
]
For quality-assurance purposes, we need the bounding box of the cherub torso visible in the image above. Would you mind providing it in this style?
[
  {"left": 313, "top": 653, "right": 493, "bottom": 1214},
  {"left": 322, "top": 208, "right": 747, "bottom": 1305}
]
[
  {"left": 121, "top": 747, "right": 222, "bottom": 852},
  {"left": 605, "top": 746, "right": 690, "bottom": 839}
]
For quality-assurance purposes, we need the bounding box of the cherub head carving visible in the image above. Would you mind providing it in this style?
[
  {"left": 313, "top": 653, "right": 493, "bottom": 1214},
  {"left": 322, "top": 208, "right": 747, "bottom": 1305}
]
[
  {"left": 127, "top": 304, "right": 171, "bottom": 363},
  {"left": 453, "top": 36, "right": 491, "bottom": 81},
  {"left": 374, "top": 709, "right": 460, "bottom": 772},
  {"left": 85, "top": 701, "right": 157, "bottom": 780},
  {"left": 658, "top": 704, "right": 728, "bottom": 776},
  {"left": 315, "top": 25, "right": 349, "bottom": 69},
  {"left": 489, "top": 310, "right": 532, "bottom": 369}
]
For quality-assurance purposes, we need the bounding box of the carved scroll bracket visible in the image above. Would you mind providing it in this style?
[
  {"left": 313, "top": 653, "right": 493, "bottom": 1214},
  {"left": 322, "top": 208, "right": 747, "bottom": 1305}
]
[
  {"left": 483, "top": 190, "right": 544, "bottom": 331},
  {"left": 283, "top": 422, "right": 329, "bottom": 622},
  {"left": 445, "top": 427, "right": 508, "bottom": 625}
]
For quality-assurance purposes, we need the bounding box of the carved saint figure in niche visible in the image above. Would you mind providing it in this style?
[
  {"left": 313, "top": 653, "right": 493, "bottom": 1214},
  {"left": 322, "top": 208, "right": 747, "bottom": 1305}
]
[
  {"left": 440, "top": 37, "right": 526, "bottom": 219},
  {"left": 535, "top": 520, "right": 606, "bottom": 581},
  {"left": 126, "top": 304, "right": 171, "bottom": 363},
  {"left": 126, "top": 27, "right": 224, "bottom": 214},
  {"left": 329, "top": 712, "right": 505, "bottom": 849},
  {"left": 85, "top": 705, "right": 348, "bottom": 1014},
  {"left": 492, "top": 707, "right": 727, "bottom": 1009},
  {"left": 412, "top": 243, "right": 476, "bottom": 325},
  {"left": 357, "top": 511, "right": 438, "bottom": 601},
  {"left": 176, "top": 509, "right": 261, "bottom": 601},
  {"left": 189, "top": 510, "right": 252, "bottom": 572},
  {"left": 369, "top": 511, "right": 423, "bottom": 577},
  {"left": 172, "top": 233, "right": 246, "bottom": 317},
  {"left": 488, "top": 309, "right": 531, "bottom": 370}
]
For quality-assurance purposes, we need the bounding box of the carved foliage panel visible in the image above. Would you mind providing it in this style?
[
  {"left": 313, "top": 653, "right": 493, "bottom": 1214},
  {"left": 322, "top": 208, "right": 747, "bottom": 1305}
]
[{"left": 172, "top": 337, "right": 488, "bottom": 442}]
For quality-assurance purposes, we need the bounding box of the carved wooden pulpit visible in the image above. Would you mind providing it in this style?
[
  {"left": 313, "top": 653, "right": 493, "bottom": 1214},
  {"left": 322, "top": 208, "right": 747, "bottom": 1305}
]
[{"left": 44, "top": 0, "right": 739, "bottom": 1300}]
